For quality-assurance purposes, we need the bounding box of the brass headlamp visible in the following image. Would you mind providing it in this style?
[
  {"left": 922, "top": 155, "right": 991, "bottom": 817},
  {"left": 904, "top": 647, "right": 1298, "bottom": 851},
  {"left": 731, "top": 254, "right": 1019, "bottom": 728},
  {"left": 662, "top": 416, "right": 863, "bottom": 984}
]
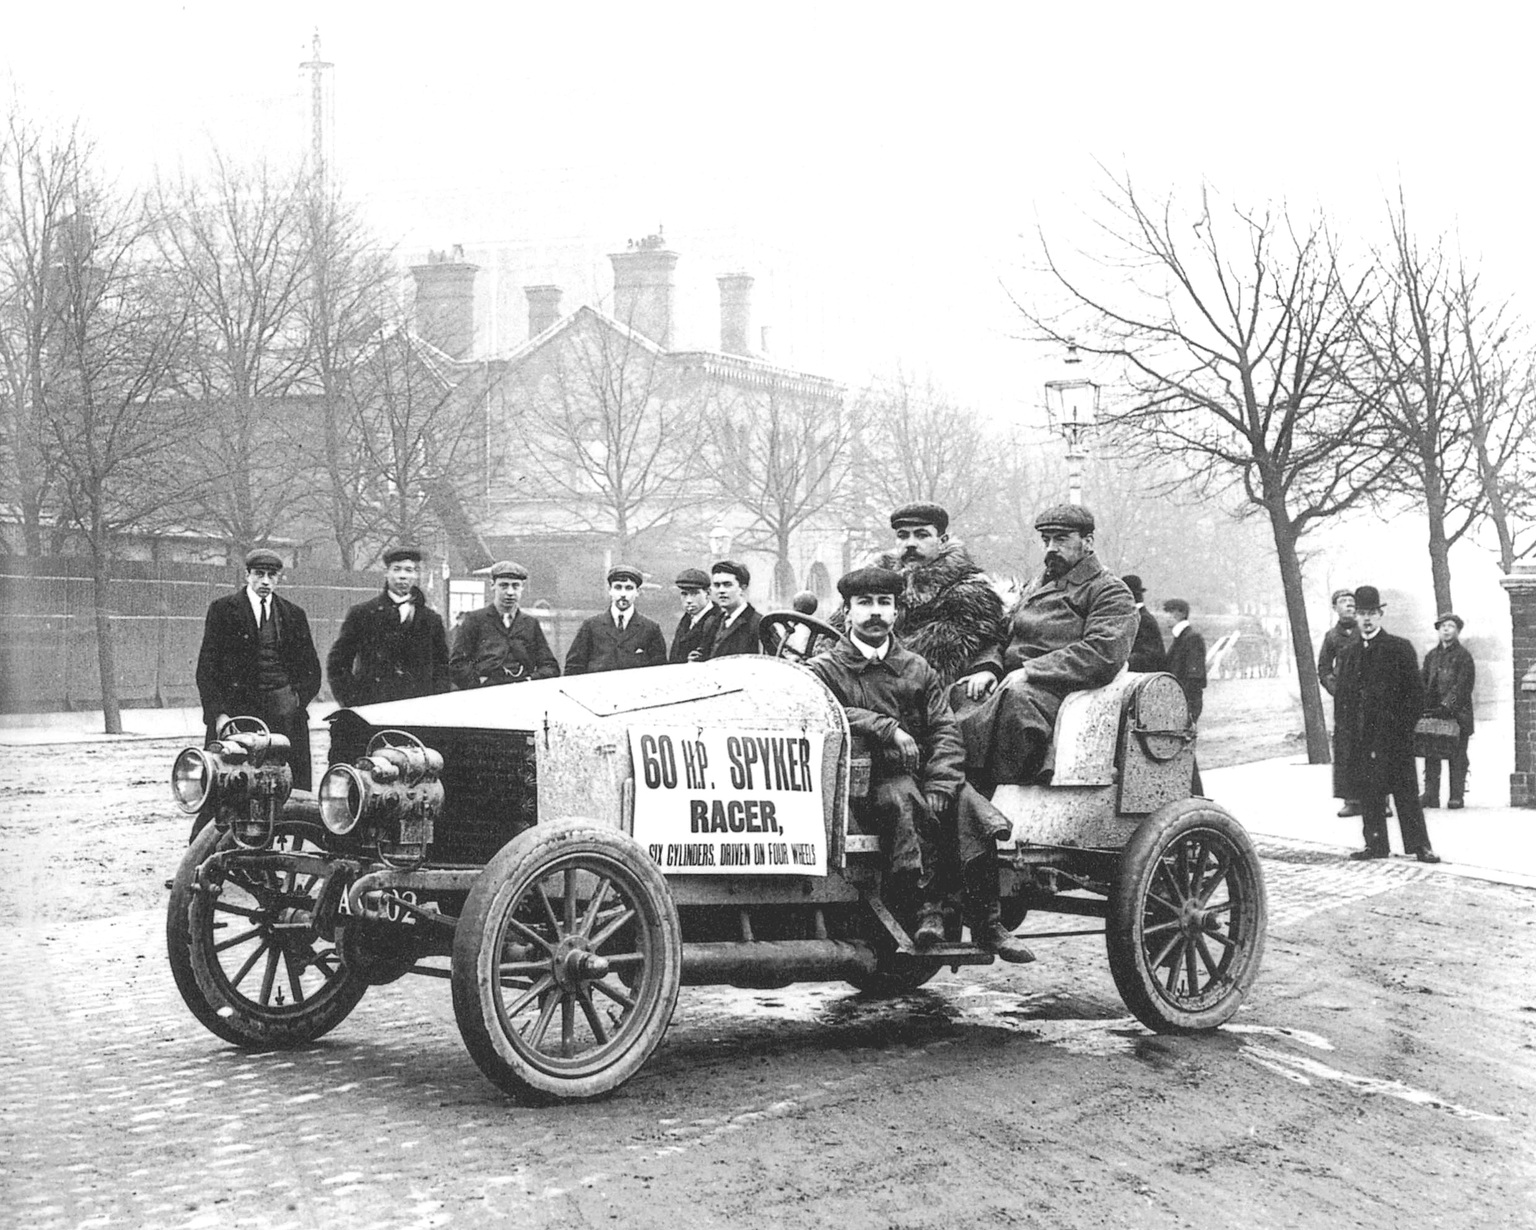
[
  {"left": 171, "top": 718, "right": 293, "bottom": 849},
  {"left": 318, "top": 730, "right": 444, "bottom": 869}
]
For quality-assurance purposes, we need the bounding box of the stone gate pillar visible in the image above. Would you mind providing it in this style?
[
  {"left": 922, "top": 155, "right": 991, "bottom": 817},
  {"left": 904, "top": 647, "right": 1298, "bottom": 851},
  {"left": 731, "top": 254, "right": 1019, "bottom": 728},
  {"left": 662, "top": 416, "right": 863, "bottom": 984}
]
[{"left": 1500, "top": 563, "right": 1536, "bottom": 807}]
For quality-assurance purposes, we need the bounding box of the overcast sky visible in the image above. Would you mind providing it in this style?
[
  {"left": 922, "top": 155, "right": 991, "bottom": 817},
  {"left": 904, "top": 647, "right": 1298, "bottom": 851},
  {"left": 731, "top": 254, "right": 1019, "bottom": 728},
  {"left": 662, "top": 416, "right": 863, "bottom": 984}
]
[{"left": 5, "top": 1, "right": 1532, "bottom": 417}]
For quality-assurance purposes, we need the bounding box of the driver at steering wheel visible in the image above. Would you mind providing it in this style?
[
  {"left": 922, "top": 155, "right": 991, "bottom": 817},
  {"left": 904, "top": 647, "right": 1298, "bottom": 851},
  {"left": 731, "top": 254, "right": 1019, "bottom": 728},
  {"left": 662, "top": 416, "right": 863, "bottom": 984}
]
[{"left": 807, "top": 567, "right": 1033, "bottom": 963}]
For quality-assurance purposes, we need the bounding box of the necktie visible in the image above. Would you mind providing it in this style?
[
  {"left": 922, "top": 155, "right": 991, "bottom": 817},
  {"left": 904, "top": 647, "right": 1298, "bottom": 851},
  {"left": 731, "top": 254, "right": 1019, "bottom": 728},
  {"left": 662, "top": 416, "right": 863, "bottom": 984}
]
[
  {"left": 502, "top": 612, "right": 512, "bottom": 630},
  {"left": 260, "top": 598, "right": 270, "bottom": 627}
]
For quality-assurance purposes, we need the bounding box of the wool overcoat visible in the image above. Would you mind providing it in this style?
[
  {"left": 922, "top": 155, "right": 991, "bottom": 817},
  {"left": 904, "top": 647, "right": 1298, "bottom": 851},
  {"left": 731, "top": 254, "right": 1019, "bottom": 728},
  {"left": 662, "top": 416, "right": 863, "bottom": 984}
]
[
  {"left": 1333, "top": 630, "right": 1424, "bottom": 797},
  {"left": 1128, "top": 606, "right": 1168, "bottom": 673},
  {"left": 449, "top": 606, "right": 560, "bottom": 689},
  {"left": 327, "top": 587, "right": 451, "bottom": 707},
  {"left": 1421, "top": 639, "right": 1475, "bottom": 734},
  {"left": 564, "top": 612, "right": 668, "bottom": 675},
  {"left": 1164, "top": 626, "right": 1208, "bottom": 722},
  {"left": 704, "top": 603, "right": 763, "bottom": 659},
  {"left": 669, "top": 606, "right": 722, "bottom": 663}
]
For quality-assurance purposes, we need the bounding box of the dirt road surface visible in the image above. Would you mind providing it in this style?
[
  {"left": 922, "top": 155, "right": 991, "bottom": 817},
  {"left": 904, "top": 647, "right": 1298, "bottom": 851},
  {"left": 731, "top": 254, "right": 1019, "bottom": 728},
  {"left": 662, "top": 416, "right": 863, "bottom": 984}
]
[{"left": 2, "top": 734, "right": 1534, "bottom": 1229}]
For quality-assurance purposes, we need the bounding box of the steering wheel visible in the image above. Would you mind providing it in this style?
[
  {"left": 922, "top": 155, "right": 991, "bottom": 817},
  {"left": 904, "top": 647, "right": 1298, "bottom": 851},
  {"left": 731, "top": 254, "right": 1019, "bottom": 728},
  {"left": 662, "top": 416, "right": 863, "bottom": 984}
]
[{"left": 758, "top": 610, "right": 843, "bottom": 663}]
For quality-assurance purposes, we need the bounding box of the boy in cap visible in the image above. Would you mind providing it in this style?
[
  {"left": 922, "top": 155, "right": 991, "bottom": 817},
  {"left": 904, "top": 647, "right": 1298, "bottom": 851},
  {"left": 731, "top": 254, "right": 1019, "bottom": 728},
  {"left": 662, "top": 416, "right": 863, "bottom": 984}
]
[
  {"left": 669, "top": 567, "right": 721, "bottom": 663},
  {"left": 565, "top": 565, "right": 668, "bottom": 675},
  {"left": 1420, "top": 612, "right": 1474, "bottom": 809},
  {"left": 449, "top": 561, "right": 560, "bottom": 688},
  {"left": 327, "top": 545, "right": 451, "bottom": 707},
  {"left": 958, "top": 504, "right": 1136, "bottom": 788},
  {"left": 807, "top": 566, "right": 1032, "bottom": 962},
  {"left": 1332, "top": 586, "right": 1439, "bottom": 862},
  {"left": 195, "top": 548, "right": 322, "bottom": 793},
  {"left": 1318, "top": 587, "right": 1364, "bottom": 818}
]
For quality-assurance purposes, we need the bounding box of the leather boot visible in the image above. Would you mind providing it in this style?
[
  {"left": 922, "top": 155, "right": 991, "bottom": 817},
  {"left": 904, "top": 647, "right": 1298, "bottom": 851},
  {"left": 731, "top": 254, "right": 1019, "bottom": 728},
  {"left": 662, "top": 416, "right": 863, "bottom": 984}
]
[
  {"left": 914, "top": 902, "right": 946, "bottom": 949},
  {"left": 961, "top": 852, "right": 1035, "bottom": 964}
]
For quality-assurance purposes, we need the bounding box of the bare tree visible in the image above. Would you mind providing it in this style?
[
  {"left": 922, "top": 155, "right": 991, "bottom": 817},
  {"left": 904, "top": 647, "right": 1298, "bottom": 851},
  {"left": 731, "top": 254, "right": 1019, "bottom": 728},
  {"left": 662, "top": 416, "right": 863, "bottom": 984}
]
[
  {"left": 507, "top": 310, "right": 707, "bottom": 560},
  {"left": 1023, "top": 175, "right": 1395, "bottom": 763},
  {"left": 702, "top": 382, "right": 853, "bottom": 603},
  {"left": 0, "top": 112, "right": 77, "bottom": 555},
  {"left": 157, "top": 155, "right": 314, "bottom": 557},
  {"left": 43, "top": 166, "right": 198, "bottom": 732},
  {"left": 852, "top": 367, "right": 989, "bottom": 523}
]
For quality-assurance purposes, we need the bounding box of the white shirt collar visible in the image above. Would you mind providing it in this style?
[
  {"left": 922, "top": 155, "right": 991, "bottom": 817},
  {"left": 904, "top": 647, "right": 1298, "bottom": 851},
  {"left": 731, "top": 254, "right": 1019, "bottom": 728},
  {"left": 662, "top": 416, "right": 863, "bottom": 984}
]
[
  {"left": 1361, "top": 627, "right": 1381, "bottom": 641},
  {"left": 849, "top": 632, "right": 889, "bottom": 662},
  {"left": 1172, "top": 619, "right": 1189, "bottom": 637},
  {"left": 246, "top": 589, "right": 270, "bottom": 621},
  {"left": 611, "top": 605, "right": 630, "bottom": 627},
  {"left": 720, "top": 603, "right": 747, "bottom": 628},
  {"left": 388, "top": 590, "right": 412, "bottom": 606}
]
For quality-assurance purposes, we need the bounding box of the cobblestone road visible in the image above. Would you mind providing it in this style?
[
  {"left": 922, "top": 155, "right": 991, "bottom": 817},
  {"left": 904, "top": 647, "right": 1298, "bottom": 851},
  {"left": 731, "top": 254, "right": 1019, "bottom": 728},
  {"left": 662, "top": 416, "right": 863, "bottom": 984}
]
[{"left": 0, "top": 843, "right": 1474, "bottom": 1229}]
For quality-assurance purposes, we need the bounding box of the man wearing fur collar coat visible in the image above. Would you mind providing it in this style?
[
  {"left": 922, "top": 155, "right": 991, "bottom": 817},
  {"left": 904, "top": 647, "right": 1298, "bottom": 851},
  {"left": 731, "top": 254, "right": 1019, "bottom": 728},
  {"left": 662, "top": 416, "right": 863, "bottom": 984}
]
[{"left": 842, "top": 502, "right": 1010, "bottom": 702}]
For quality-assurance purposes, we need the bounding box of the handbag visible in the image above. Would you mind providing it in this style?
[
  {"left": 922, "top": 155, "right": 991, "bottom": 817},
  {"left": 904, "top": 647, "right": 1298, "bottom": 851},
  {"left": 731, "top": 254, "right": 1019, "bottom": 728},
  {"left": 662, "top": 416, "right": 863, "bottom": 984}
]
[{"left": 1413, "top": 715, "right": 1460, "bottom": 759}]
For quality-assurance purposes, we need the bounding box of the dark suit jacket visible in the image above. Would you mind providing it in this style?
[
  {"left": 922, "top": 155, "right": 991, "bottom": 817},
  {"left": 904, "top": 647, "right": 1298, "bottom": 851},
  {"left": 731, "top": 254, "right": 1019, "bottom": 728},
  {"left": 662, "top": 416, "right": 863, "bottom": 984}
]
[
  {"left": 1128, "top": 605, "right": 1167, "bottom": 672},
  {"left": 669, "top": 606, "right": 722, "bottom": 663},
  {"left": 196, "top": 589, "right": 322, "bottom": 727},
  {"left": 1334, "top": 629, "right": 1423, "bottom": 796},
  {"left": 449, "top": 606, "right": 560, "bottom": 689},
  {"left": 1164, "top": 626, "right": 1208, "bottom": 722},
  {"left": 1421, "top": 640, "right": 1475, "bottom": 734},
  {"left": 704, "top": 603, "right": 763, "bottom": 659},
  {"left": 1317, "top": 619, "right": 1359, "bottom": 696},
  {"left": 564, "top": 611, "right": 668, "bottom": 675},
  {"left": 327, "top": 587, "right": 452, "bottom": 707}
]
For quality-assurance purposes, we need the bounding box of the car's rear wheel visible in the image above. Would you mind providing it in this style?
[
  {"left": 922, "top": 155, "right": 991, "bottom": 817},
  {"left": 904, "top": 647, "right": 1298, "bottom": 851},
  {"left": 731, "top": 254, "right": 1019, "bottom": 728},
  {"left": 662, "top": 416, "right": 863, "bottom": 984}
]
[
  {"left": 451, "top": 821, "right": 682, "bottom": 1104},
  {"left": 167, "top": 820, "right": 368, "bottom": 1047},
  {"left": 1106, "top": 800, "right": 1266, "bottom": 1032}
]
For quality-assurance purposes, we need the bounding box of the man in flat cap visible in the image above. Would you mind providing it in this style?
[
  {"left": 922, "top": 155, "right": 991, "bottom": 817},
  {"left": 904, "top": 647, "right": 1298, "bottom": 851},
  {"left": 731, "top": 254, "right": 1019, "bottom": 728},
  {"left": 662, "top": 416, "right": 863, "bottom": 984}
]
[
  {"left": 327, "top": 546, "right": 451, "bottom": 708},
  {"left": 1420, "top": 612, "right": 1474, "bottom": 810},
  {"left": 958, "top": 504, "right": 1137, "bottom": 788},
  {"left": 195, "top": 547, "right": 322, "bottom": 792},
  {"left": 449, "top": 561, "right": 560, "bottom": 688},
  {"left": 702, "top": 559, "right": 762, "bottom": 658},
  {"left": 842, "top": 501, "right": 1010, "bottom": 702},
  {"left": 807, "top": 567, "right": 1031, "bottom": 962},
  {"left": 1122, "top": 574, "right": 1167, "bottom": 673},
  {"left": 1318, "top": 587, "right": 1364, "bottom": 817},
  {"left": 1332, "top": 586, "right": 1439, "bottom": 862},
  {"left": 565, "top": 565, "right": 668, "bottom": 675},
  {"left": 669, "top": 567, "right": 721, "bottom": 664}
]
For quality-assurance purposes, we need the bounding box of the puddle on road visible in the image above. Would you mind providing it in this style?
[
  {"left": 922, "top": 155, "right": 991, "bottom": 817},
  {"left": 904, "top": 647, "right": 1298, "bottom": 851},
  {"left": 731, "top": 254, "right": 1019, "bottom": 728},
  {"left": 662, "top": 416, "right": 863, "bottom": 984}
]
[{"left": 678, "top": 984, "right": 1503, "bottom": 1121}]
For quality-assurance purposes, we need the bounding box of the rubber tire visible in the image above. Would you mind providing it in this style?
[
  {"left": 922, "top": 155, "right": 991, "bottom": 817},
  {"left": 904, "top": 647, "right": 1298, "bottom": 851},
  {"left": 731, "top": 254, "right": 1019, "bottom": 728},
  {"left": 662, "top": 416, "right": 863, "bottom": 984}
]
[
  {"left": 167, "top": 820, "right": 368, "bottom": 1048},
  {"left": 451, "top": 821, "right": 682, "bottom": 1104},
  {"left": 1106, "top": 800, "right": 1267, "bottom": 1033}
]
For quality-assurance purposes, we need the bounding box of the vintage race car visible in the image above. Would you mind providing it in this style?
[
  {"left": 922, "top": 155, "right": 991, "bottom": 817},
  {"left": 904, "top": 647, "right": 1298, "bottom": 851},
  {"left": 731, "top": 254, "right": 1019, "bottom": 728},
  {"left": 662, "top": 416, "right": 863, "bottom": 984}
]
[{"left": 165, "top": 612, "right": 1267, "bottom": 1104}]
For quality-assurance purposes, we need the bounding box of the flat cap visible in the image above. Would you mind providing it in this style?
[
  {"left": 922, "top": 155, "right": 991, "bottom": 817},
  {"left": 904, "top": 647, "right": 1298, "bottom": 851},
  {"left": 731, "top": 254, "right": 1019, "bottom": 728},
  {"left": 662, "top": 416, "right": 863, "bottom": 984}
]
[
  {"left": 382, "top": 545, "right": 423, "bottom": 566},
  {"left": 1352, "top": 585, "right": 1384, "bottom": 611},
  {"left": 837, "top": 566, "right": 905, "bottom": 600},
  {"left": 244, "top": 548, "right": 283, "bottom": 571},
  {"left": 1121, "top": 573, "right": 1145, "bottom": 599},
  {"left": 711, "top": 559, "right": 750, "bottom": 586},
  {"left": 1034, "top": 503, "right": 1096, "bottom": 535},
  {"left": 674, "top": 567, "right": 710, "bottom": 591},
  {"left": 607, "top": 564, "right": 644, "bottom": 587},
  {"left": 890, "top": 502, "right": 949, "bottom": 534},
  {"left": 1330, "top": 588, "right": 1355, "bottom": 605},
  {"left": 489, "top": 560, "right": 529, "bottom": 581},
  {"left": 1435, "top": 611, "right": 1464, "bottom": 630}
]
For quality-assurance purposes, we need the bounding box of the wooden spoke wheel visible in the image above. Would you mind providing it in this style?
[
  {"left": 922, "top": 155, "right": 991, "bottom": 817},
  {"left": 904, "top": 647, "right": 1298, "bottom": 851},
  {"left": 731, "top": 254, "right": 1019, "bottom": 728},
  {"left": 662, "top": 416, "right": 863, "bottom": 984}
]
[
  {"left": 167, "top": 820, "right": 367, "bottom": 1047},
  {"left": 1107, "top": 801, "right": 1267, "bottom": 1033},
  {"left": 451, "top": 822, "right": 681, "bottom": 1104}
]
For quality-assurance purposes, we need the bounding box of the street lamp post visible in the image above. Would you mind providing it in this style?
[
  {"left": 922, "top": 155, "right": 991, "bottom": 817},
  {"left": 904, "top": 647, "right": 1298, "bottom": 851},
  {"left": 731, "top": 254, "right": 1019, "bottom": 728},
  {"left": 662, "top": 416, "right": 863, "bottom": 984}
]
[{"left": 1044, "top": 343, "right": 1101, "bottom": 506}]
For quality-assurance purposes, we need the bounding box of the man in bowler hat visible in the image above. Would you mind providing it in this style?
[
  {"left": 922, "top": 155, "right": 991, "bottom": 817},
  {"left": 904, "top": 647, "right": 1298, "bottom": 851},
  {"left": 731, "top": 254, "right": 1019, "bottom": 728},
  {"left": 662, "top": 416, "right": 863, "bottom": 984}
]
[
  {"left": 1332, "top": 585, "right": 1440, "bottom": 862},
  {"left": 1123, "top": 574, "right": 1167, "bottom": 672},
  {"left": 195, "top": 548, "right": 322, "bottom": 791},
  {"left": 669, "top": 568, "right": 721, "bottom": 663},
  {"left": 565, "top": 565, "right": 668, "bottom": 675},
  {"left": 958, "top": 504, "right": 1137, "bottom": 788},
  {"left": 327, "top": 546, "right": 451, "bottom": 707},
  {"left": 1420, "top": 612, "right": 1475, "bottom": 810},
  {"left": 449, "top": 561, "right": 560, "bottom": 688}
]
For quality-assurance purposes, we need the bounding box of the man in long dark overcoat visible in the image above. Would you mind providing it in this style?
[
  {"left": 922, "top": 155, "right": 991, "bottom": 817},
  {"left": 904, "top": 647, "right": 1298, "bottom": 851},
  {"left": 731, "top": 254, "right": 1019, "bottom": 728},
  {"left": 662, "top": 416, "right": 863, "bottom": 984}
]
[
  {"left": 1420, "top": 612, "right": 1475, "bottom": 809},
  {"left": 327, "top": 546, "right": 451, "bottom": 707},
  {"left": 807, "top": 567, "right": 1031, "bottom": 962},
  {"left": 1162, "top": 597, "right": 1208, "bottom": 796},
  {"left": 1123, "top": 574, "right": 1167, "bottom": 673},
  {"left": 1333, "top": 585, "right": 1439, "bottom": 862},
  {"left": 449, "top": 560, "right": 560, "bottom": 688},
  {"left": 564, "top": 565, "right": 669, "bottom": 675},
  {"left": 195, "top": 548, "right": 322, "bottom": 791},
  {"left": 1318, "top": 587, "right": 1364, "bottom": 817},
  {"left": 958, "top": 504, "right": 1137, "bottom": 787}
]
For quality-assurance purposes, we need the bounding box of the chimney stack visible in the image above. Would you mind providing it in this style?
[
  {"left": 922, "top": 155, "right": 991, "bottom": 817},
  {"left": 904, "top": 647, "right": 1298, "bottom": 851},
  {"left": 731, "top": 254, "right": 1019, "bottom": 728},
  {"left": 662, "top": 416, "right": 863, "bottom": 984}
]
[
  {"left": 717, "top": 273, "right": 754, "bottom": 356},
  {"left": 525, "top": 285, "right": 563, "bottom": 339},
  {"left": 609, "top": 233, "right": 678, "bottom": 347},
  {"left": 409, "top": 246, "right": 478, "bottom": 359}
]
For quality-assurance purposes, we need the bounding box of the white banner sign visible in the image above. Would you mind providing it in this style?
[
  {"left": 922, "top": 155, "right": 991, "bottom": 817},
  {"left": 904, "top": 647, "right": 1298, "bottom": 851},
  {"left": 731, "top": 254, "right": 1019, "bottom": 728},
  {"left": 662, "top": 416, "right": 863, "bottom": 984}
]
[{"left": 628, "top": 727, "right": 826, "bottom": 876}]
